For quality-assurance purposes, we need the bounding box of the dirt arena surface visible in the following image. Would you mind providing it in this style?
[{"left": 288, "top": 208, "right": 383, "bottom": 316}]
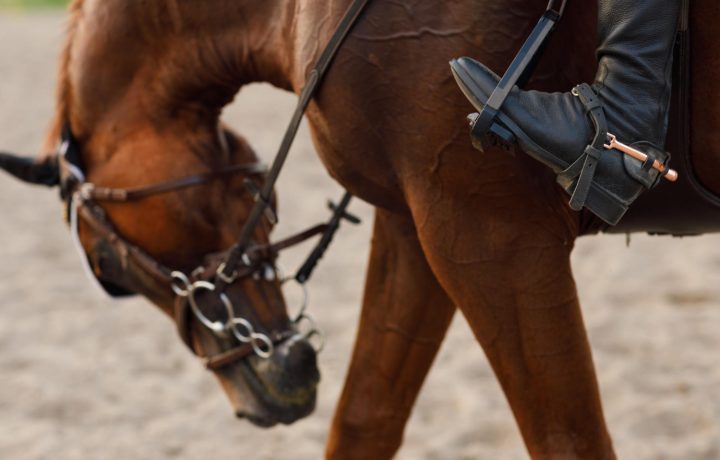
[{"left": 0, "top": 12, "right": 718, "bottom": 460}]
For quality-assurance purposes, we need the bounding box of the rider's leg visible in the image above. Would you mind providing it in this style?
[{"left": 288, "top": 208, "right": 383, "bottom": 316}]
[
  {"left": 326, "top": 209, "right": 456, "bottom": 460},
  {"left": 450, "top": 0, "right": 681, "bottom": 225}
]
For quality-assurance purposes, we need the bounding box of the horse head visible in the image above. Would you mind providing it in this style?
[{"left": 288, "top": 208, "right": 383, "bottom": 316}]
[{"left": 0, "top": 0, "right": 318, "bottom": 427}]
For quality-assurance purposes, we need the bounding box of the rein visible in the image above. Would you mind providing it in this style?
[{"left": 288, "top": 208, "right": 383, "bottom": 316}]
[
  {"left": 215, "top": 0, "right": 372, "bottom": 289},
  {"left": 59, "top": 0, "right": 372, "bottom": 369}
]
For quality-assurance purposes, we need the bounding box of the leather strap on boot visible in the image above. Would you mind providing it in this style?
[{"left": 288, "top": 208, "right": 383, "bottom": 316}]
[{"left": 557, "top": 83, "right": 609, "bottom": 211}]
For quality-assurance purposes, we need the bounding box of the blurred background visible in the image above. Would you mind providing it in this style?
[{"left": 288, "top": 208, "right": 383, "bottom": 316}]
[
  {"left": 0, "top": 2, "right": 718, "bottom": 459},
  {"left": 0, "top": 0, "right": 64, "bottom": 7}
]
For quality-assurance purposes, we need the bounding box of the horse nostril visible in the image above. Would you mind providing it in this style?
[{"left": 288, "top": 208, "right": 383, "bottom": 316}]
[{"left": 284, "top": 338, "right": 318, "bottom": 378}]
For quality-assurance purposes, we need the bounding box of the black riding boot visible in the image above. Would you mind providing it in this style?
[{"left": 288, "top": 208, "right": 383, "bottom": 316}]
[{"left": 450, "top": 0, "right": 681, "bottom": 225}]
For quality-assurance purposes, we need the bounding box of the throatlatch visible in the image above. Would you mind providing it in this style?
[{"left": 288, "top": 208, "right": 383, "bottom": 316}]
[{"left": 450, "top": 0, "right": 680, "bottom": 225}]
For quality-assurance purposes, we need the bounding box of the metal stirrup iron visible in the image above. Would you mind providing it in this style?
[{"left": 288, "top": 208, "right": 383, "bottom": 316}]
[{"left": 468, "top": 0, "right": 568, "bottom": 148}]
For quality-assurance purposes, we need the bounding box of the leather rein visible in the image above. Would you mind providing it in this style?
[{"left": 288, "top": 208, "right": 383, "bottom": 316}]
[{"left": 60, "top": 0, "right": 372, "bottom": 370}]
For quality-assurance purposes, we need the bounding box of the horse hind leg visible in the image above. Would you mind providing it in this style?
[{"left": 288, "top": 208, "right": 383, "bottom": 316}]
[
  {"left": 325, "top": 209, "right": 455, "bottom": 460},
  {"left": 413, "top": 208, "right": 616, "bottom": 459}
]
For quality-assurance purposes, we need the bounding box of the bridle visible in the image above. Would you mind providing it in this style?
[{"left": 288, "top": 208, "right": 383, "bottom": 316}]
[
  {"left": 60, "top": 129, "right": 339, "bottom": 368},
  {"left": 58, "top": 0, "right": 372, "bottom": 370}
]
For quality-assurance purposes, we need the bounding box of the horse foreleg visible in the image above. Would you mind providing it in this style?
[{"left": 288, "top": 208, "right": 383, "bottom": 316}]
[
  {"left": 415, "top": 216, "right": 615, "bottom": 460},
  {"left": 325, "top": 209, "right": 455, "bottom": 460}
]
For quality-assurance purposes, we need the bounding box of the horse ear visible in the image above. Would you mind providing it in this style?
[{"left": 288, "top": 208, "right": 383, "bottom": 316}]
[{"left": 0, "top": 152, "right": 59, "bottom": 187}]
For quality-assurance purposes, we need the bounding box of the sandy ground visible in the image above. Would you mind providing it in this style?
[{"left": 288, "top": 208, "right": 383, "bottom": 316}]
[{"left": 0, "top": 12, "right": 719, "bottom": 460}]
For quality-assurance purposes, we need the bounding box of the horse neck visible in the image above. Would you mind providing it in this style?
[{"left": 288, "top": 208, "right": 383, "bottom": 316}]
[{"left": 52, "top": 0, "right": 297, "bottom": 156}]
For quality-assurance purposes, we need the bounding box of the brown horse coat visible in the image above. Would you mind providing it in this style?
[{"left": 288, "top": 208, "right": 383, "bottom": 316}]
[{"left": 23, "top": 0, "right": 720, "bottom": 458}]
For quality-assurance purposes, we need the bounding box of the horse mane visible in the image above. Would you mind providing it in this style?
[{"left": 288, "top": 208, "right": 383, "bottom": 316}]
[
  {"left": 41, "top": 0, "right": 84, "bottom": 157},
  {"left": 42, "top": 0, "right": 247, "bottom": 157}
]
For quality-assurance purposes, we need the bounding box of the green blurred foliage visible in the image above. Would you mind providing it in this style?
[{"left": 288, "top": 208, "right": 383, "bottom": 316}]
[{"left": 0, "top": 0, "right": 67, "bottom": 8}]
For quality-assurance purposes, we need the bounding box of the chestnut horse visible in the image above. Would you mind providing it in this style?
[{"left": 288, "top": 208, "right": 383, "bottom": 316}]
[{"left": 1, "top": 0, "right": 718, "bottom": 459}]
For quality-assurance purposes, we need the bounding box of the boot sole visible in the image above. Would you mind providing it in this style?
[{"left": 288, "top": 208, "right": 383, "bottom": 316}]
[{"left": 450, "top": 60, "right": 628, "bottom": 225}]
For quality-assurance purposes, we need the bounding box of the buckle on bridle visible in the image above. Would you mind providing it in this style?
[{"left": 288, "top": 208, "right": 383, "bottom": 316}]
[
  {"left": 244, "top": 178, "right": 278, "bottom": 224},
  {"left": 216, "top": 262, "right": 239, "bottom": 284},
  {"left": 216, "top": 252, "right": 253, "bottom": 285},
  {"left": 79, "top": 183, "right": 95, "bottom": 200}
]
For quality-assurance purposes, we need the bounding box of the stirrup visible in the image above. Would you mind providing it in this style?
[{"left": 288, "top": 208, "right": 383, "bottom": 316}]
[{"left": 467, "top": 0, "right": 568, "bottom": 151}]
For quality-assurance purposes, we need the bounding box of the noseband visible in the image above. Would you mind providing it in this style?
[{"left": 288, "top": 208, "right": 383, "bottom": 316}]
[{"left": 57, "top": 0, "right": 371, "bottom": 371}]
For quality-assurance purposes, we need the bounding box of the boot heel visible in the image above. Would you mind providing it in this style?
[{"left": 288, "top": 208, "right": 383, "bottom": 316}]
[{"left": 467, "top": 113, "right": 516, "bottom": 153}]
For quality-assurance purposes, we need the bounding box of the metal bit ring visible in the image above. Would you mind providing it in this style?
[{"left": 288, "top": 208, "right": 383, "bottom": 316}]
[
  {"left": 230, "top": 318, "right": 274, "bottom": 359},
  {"left": 251, "top": 334, "right": 274, "bottom": 359},
  {"left": 188, "top": 281, "right": 234, "bottom": 335},
  {"left": 171, "top": 271, "right": 192, "bottom": 297}
]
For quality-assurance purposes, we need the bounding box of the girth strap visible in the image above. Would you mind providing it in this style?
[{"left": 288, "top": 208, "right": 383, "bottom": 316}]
[{"left": 558, "top": 83, "right": 609, "bottom": 211}]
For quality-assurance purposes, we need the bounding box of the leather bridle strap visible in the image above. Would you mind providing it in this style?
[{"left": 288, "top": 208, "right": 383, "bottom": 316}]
[
  {"left": 216, "top": 0, "right": 372, "bottom": 289},
  {"left": 77, "top": 188, "right": 333, "bottom": 368},
  {"left": 204, "top": 343, "right": 255, "bottom": 370},
  {"left": 77, "top": 200, "right": 174, "bottom": 284},
  {"left": 78, "top": 192, "right": 329, "bottom": 288},
  {"left": 228, "top": 224, "right": 331, "bottom": 278},
  {"left": 81, "top": 162, "right": 267, "bottom": 202},
  {"left": 171, "top": 224, "right": 329, "bottom": 367},
  {"left": 251, "top": 224, "right": 329, "bottom": 257}
]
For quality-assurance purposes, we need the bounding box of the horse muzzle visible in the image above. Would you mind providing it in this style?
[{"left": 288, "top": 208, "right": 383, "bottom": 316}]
[{"left": 226, "top": 334, "right": 320, "bottom": 427}]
